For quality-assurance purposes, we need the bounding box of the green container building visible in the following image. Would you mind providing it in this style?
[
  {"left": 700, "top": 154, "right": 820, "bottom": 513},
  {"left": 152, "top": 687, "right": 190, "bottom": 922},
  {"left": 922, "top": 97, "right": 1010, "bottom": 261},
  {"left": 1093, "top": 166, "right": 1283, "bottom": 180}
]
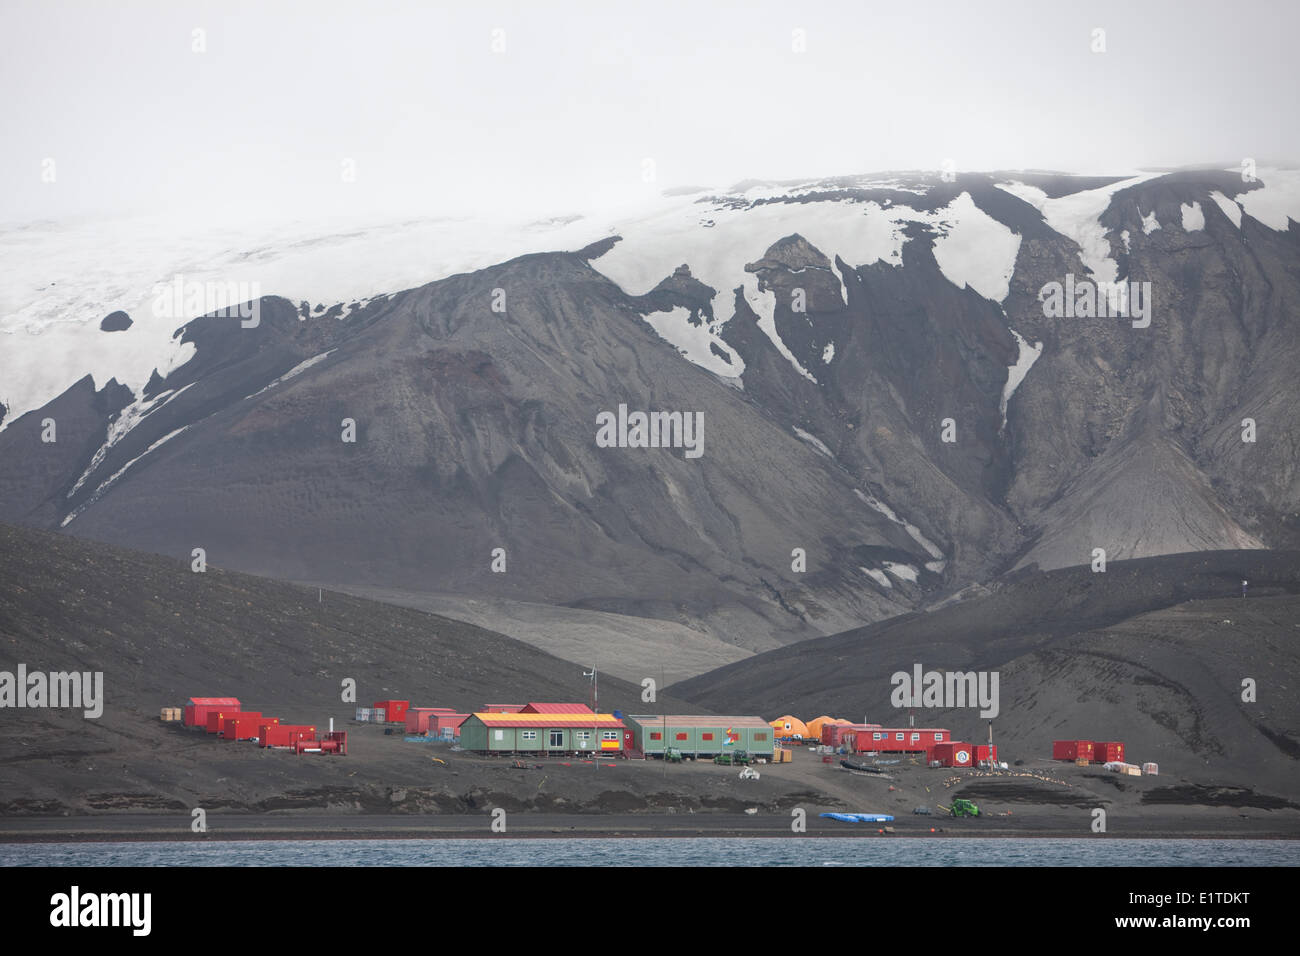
[
  {"left": 624, "top": 715, "right": 775, "bottom": 758},
  {"left": 457, "top": 713, "right": 625, "bottom": 754}
]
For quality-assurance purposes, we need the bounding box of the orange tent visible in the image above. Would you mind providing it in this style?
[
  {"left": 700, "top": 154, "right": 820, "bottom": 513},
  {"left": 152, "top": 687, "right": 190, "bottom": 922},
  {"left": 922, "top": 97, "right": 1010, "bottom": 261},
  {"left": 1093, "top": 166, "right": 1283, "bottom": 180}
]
[
  {"left": 805, "top": 715, "right": 850, "bottom": 743},
  {"left": 770, "top": 715, "right": 809, "bottom": 740}
]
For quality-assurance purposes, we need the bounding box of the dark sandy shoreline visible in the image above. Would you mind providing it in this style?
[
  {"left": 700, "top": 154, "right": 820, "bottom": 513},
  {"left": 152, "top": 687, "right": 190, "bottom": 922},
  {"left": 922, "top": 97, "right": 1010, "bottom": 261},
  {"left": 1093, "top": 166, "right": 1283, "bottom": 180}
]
[{"left": 2, "top": 811, "right": 1298, "bottom": 843}]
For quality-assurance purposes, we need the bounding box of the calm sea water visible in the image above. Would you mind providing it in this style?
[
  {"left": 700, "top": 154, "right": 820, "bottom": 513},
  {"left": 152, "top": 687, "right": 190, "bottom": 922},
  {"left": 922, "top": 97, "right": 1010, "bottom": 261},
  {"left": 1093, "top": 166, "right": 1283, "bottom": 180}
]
[{"left": 3, "top": 838, "right": 1297, "bottom": 867}]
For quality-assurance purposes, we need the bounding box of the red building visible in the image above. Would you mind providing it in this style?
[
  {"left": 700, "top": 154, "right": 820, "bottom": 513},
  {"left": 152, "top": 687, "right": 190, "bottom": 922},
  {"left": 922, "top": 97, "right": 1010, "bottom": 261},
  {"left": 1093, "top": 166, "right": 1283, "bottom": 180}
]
[
  {"left": 972, "top": 744, "right": 999, "bottom": 764},
  {"left": 206, "top": 709, "right": 256, "bottom": 734},
  {"left": 1093, "top": 741, "right": 1125, "bottom": 763},
  {"left": 483, "top": 703, "right": 525, "bottom": 713},
  {"left": 372, "top": 700, "right": 410, "bottom": 723},
  {"left": 519, "top": 702, "right": 595, "bottom": 714},
  {"left": 221, "top": 715, "right": 277, "bottom": 740},
  {"left": 931, "top": 742, "right": 973, "bottom": 767},
  {"left": 431, "top": 713, "right": 469, "bottom": 737},
  {"left": 405, "top": 707, "right": 456, "bottom": 735},
  {"left": 184, "top": 697, "right": 240, "bottom": 728},
  {"left": 822, "top": 723, "right": 882, "bottom": 748},
  {"left": 860, "top": 728, "right": 951, "bottom": 753},
  {"left": 1053, "top": 740, "right": 1095, "bottom": 761}
]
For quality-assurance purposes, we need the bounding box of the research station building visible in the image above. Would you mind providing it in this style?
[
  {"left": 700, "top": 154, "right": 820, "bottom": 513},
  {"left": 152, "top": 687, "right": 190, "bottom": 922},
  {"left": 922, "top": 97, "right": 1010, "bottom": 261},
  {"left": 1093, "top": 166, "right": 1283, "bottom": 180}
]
[
  {"left": 624, "top": 715, "right": 774, "bottom": 758},
  {"left": 457, "top": 712, "right": 627, "bottom": 754}
]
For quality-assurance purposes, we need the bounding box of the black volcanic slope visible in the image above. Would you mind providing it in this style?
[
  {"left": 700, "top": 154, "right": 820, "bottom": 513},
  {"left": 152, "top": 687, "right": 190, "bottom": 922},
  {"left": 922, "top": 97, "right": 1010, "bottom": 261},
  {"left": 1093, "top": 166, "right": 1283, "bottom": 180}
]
[
  {"left": 0, "top": 522, "right": 703, "bottom": 812},
  {"left": 0, "top": 522, "right": 690, "bottom": 716},
  {"left": 674, "top": 550, "right": 1300, "bottom": 798}
]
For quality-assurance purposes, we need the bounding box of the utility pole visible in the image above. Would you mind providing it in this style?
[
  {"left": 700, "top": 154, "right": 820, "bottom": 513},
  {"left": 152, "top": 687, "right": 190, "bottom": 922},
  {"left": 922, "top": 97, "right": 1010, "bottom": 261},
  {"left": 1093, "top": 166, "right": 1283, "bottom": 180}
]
[{"left": 584, "top": 664, "right": 598, "bottom": 767}]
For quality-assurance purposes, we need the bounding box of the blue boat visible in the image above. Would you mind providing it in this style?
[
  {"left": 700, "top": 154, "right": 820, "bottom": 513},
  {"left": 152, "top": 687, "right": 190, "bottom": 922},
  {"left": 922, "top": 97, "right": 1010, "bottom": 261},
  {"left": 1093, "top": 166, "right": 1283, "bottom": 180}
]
[{"left": 820, "top": 812, "right": 895, "bottom": 823}]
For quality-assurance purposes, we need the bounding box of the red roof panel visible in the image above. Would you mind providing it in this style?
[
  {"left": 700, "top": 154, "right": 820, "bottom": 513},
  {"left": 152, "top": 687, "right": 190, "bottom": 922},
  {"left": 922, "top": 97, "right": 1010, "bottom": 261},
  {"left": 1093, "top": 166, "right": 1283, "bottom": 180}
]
[
  {"left": 473, "top": 712, "right": 623, "bottom": 729},
  {"left": 520, "top": 702, "right": 595, "bottom": 714}
]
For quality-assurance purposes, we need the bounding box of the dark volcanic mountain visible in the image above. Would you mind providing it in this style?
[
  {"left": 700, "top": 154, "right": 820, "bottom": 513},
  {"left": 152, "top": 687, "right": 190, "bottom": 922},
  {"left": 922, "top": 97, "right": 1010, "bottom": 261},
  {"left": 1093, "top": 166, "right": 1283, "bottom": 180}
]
[
  {"left": 1, "top": 167, "right": 1298, "bottom": 666},
  {"left": 0, "top": 252, "right": 928, "bottom": 656}
]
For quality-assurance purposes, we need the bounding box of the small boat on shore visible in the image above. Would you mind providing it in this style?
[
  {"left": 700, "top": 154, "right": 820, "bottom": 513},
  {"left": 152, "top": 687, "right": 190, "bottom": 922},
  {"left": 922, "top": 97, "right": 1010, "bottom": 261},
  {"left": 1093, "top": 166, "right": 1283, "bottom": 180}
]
[{"left": 840, "top": 759, "right": 889, "bottom": 773}]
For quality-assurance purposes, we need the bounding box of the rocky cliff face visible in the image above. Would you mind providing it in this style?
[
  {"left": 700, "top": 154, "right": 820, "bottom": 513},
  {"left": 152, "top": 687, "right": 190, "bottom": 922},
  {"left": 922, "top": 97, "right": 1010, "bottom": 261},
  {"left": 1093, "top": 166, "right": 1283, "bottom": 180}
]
[{"left": 1000, "top": 170, "right": 1299, "bottom": 566}]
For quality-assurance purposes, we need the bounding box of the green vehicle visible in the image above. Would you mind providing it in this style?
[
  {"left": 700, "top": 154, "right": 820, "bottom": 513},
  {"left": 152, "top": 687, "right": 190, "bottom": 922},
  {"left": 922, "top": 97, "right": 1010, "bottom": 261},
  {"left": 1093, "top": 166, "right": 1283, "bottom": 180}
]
[
  {"left": 950, "top": 798, "right": 981, "bottom": 818},
  {"left": 713, "top": 750, "right": 751, "bottom": 766},
  {"left": 664, "top": 748, "right": 684, "bottom": 763}
]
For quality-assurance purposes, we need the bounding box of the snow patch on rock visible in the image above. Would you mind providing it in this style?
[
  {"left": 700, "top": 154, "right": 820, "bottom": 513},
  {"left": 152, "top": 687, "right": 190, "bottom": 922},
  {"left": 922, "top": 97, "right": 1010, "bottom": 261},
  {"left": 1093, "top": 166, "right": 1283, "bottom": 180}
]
[
  {"left": 246, "top": 348, "right": 339, "bottom": 401},
  {"left": 793, "top": 426, "right": 833, "bottom": 458},
  {"left": 640, "top": 307, "right": 743, "bottom": 378},
  {"left": 62, "top": 426, "right": 189, "bottom": 527},
  {"left": 1234, "top": 168, "right": 1300, "bottom": 230},
  {"left": 0, "top": 212, "right": 598, "bottom": 425},
  {"left": 882, "top": 561, "right": 918, "bottom": 583},
  {"left": 929, "top": 192, "right": 1021, "bottom": 302},
  {"left": 998, "top": 174, "right": 1162, "bottom": 284},
  {"left": 68, "top": 382, "right": 195, "bottom": 496},
  {"left": 860, "top": 567, "right": 892, "bottom": 588},
  {"left": 854, "top": 489, "right": 945, "bottom": 559},
  {"left": 592, "top": 195, "right": 915, "bottom": 385},
  {"left": 1209, "top": 191, "right": 1243, "bottom": 228},
  {"left": 1000, "top": 329, "right": 1043, "bottom": 430}
]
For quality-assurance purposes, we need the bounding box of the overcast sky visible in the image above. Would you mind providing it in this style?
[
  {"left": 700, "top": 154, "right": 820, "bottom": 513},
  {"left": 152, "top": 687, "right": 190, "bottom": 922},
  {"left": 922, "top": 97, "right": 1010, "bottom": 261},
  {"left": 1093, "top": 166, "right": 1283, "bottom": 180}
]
[{"left": 3, "top": 0, "right": 1297, "bottom": 227}]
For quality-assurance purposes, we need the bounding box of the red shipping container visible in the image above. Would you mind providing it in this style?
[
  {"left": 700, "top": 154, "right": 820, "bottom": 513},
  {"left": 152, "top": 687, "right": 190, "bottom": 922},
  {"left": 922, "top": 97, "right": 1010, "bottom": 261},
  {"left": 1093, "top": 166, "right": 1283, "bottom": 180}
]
[
  {"left": 207, "top": 710, "right": 259, "bottom": 734},
  {"left": 1093, "top": 741, "right": 1125, "bottom": 762},
  {"left": 1053, "top": 740, "right": 1095, "bottom": 762},
  {"left": 372, "top": 700, "right": 410, "bottom": 723},
  {"left": 222, "top": 715, "right": 277, "bottom": 740},
  {"left": 972, "top": 744, "right": 998, "bottom": 764},
  {"left": 931, "top": 742, "right": 974, "bottom": 767},
  {"left": 260, "top": 724, "right": 316, "bottom": 748},
  {"left": 432, "top": 713, "right": 469, "bottom": 736},
  {"left": 405, "top": 708, "right": 444, "bottom": 735},
  {"left": 184, "top": 697, "right": 240, "bottom": 727}
]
